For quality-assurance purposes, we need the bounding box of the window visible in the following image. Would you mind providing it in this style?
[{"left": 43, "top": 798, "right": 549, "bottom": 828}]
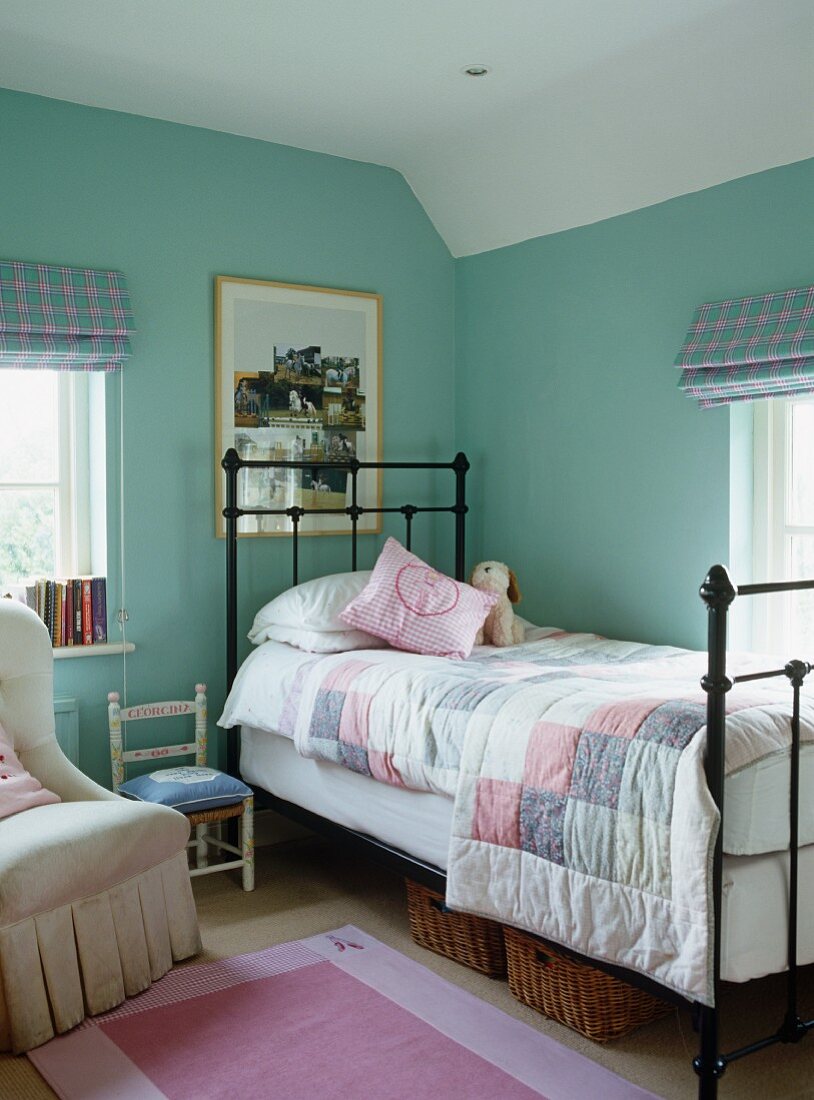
[
  {"left": 0, "top": 370, "right": 105, "bottom": 590},
  {"left": 752, "top": 398, "right": 814, "bottom": 656}
]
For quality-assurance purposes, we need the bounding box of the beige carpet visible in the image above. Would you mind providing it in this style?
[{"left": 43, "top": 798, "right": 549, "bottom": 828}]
[{"left": 3, "top": 836, "right": 813, "bottom": 1099}]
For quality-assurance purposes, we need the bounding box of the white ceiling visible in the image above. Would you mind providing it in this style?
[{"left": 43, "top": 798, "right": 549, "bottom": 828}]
[{"left": 1, "top": 0, "right": 812, "bottom": 256}]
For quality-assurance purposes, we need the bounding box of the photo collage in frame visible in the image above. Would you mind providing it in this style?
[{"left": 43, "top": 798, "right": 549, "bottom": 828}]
[{"left": 216, "top": 279, "right": 381, "bottom": 536}]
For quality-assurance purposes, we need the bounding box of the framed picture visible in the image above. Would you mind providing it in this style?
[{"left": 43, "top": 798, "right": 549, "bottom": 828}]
[{"left": 215, "top": 277, "right": 382, "bottom": 537}]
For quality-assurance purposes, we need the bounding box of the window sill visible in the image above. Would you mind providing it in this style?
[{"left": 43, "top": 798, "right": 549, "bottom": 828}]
[{"left": 53, "top": 642, "right": 135, "bottom": 660}]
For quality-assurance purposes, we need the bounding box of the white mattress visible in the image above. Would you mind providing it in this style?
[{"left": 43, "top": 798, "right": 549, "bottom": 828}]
[
  {"left": 726, "top": 747, "right": 814, "bottom": 853},
  {"left": 241, "top": 723, "right": 451, "bottom": 868},
  {"left": 241, "top": 726, "right": 814, "bottom": 987},
  {"left": 222, "top": 640, "right": 814, "bottom": 856}
]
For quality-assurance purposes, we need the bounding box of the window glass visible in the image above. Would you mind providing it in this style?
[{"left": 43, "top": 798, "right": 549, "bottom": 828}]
[
  {"left": 0, "top": 373, "right": 61, "bottom": 586},
  {"left": 789, "top": 535, "right": 814, "bottom": 656},
  {"left": 0, "top": 488, "right": 56, "bottom": 584},
  {"left": 0, "top": 371, "right": 105, "bottom": 592},
  {"left": 789, "top": 402, "right": 814, "bottom": 527},
  {"left": 0, "top": 372, "right": 59, "bottom": 482},
  {"left": 751, "top": 398, "right": 814, "bottom": 655}
]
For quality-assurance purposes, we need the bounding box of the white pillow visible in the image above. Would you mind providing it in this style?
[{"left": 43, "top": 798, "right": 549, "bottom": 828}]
[
  {"left": 258, "top": 623, "right": 388, "bottom": 653},
  {"left": 248, "top": 571, "right": 377, "bottom": 645}
]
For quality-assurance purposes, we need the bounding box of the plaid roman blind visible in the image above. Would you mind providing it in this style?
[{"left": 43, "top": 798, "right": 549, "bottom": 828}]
[
  {"left": 676, "top": 284, "right": 814, "bottom": 408},
  {"left": 0, "top": 260, "right": 134, "bottom": 371}
]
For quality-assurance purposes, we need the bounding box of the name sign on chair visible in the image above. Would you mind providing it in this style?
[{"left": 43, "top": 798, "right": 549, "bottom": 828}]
[
  {"left": 121, "top": 702, "right": 195, "bottom": 720},
  {"left": 117, "top": 701, "right": 198, "bottom": 764}
]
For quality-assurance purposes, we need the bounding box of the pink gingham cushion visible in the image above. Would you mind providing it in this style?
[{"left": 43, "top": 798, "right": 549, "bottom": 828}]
[
  {"left": 0, "top": 721, "right": 60, "bottom": 820},
  {"left": 339, "top": 538, "right": 498, "bottom": 659}
]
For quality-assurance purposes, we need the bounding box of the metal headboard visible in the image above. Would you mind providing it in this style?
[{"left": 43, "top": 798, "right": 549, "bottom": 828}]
[{"left": 221, "top": 447, "right": 469, "bottom": 774}]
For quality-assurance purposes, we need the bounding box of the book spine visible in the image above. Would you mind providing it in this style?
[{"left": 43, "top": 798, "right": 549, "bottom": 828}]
[
  {"left": 54, "top": 583, "right": 63, "bottom": 648},
  {"left": 91, "top": 577, "right": 107, "bottom": 644},
  {"left": 25, "top": 585, "right": 36, "bottom": 611},
  {"left": 47, "top": 581, "right": 56, "bottom": 645},
  {"left": 74, "top": 579, "right": 83, "bottom": 644},
  {"left": 63, "top": 582, "right": 72, "bottom": 646},
  {"left": 82, "top": 579, "right": 93, "bottom": 646},
  {"left": 64, "top": 581, "right": 74, "bottom": 646}
]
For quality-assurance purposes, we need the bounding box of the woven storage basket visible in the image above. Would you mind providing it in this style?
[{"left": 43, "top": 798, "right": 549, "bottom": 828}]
[
  {"left": 503, "top": 926, "right": 671, "bottom": 1041},
  {"left": 405, "top": 881, "right": 506, "bottom": 977}
]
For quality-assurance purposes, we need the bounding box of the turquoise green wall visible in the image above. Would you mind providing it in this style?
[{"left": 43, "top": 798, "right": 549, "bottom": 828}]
[
  {"left": 0, "top": 89, "right": 454, "bottom": 785},
  {"left": 455, "top": 157, "right": 814, "bottom": 649}
]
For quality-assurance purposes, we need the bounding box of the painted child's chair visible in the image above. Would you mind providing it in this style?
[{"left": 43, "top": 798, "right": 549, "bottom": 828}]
[{"left": 108, "top": 685, "right": 254, "bottom": 891}]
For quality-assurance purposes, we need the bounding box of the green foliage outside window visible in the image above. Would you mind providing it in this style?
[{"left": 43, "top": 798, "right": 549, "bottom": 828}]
[{"left": 0, "top": 490, "right": 55, "bottom": 588}]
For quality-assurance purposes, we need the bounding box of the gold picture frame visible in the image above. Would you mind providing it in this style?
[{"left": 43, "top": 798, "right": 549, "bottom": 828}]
[{"left": 215, "top": 276, "right": 382, "bottom": 538}]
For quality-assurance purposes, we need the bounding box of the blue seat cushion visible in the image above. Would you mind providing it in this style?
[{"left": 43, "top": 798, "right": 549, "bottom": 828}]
[{"left": 119, "top": 766, "right": 252, "bottom": 814}]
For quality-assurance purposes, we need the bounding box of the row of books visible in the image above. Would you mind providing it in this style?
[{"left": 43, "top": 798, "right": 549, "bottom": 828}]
[{"left": 25, "top": 577, "right": 108, "bottom": 648}]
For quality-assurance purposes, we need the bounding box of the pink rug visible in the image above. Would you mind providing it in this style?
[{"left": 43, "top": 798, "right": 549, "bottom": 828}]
[{"left": 28, "top": 925, "right": 660, "bottom": 1099}]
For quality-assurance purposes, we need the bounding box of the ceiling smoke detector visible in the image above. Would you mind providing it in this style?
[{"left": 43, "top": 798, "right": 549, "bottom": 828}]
[{"left": 461, "top": 65, "right": 490, "bottom": 77}]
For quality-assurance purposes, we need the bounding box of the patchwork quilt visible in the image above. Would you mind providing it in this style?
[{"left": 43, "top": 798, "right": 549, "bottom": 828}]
[{"left": 284, "top": 628, "right": 814, "bottom": 1004}]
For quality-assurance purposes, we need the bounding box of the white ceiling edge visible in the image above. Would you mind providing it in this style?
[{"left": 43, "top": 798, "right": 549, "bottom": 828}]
[{"left": 409, "top": 152, "right": 813, "bottom": 260}]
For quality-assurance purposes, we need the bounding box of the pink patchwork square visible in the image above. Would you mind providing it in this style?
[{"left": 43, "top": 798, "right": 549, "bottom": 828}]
[
  {"left": 472, "top": 778, "right": 522, "bottom": 849},
  {"left": 368, "top": 751, "right": 405, "bottom": 787},
  {"left": 584, "top": 698, "right": 665, "bottom": 740},
  {"left": 322, "top": 660, "right": 374, "bottom": 693},
  {"left": 339, "top": 538, "right": 498, "bottom": 659},
  {"left": 338, "top": 692, "right": 372, "bottom": 747},
  {"left": 524, "top": 722, "right": 581, "bottom": 794}
]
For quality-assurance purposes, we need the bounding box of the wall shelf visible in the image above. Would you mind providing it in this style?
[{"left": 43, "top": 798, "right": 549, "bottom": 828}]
[{"left": 53, "top": 642, "right": 135, "bottom": 660}]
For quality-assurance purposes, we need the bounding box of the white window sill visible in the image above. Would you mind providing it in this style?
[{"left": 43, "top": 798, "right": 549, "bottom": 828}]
[{"left": 53, "top": 642, "right": 136, "bottom": 660}]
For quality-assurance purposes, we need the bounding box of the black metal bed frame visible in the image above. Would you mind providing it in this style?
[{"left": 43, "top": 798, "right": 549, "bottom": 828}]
[
  {"left": 222, "top": 446, "right": 812, "bottom": 1099},
  {"left": 696, "top": 567, "right": 814, "bottom": 1094}
]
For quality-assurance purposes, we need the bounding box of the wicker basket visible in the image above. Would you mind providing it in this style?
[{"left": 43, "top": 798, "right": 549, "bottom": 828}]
[
  {"left": 503, "top": 926, "right": 672, "bottom": 1041},
  {"left": 405, "top": 881, "right": 506, "bottom": 977}
]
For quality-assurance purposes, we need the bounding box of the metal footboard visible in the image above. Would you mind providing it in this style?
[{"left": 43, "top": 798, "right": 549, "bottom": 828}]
[{"left": 696, "top": 566, "right": 814, "bottom": 1096}]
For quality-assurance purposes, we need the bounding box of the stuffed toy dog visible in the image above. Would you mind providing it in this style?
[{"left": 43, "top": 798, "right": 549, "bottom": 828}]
[{"left": 469, "top": 561, "right": 524, "bottom": 646}]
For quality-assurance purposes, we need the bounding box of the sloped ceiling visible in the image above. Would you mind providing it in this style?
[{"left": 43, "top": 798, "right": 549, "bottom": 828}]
[{"left": 0, "top": 0, "right": 812, "bottom": 256}]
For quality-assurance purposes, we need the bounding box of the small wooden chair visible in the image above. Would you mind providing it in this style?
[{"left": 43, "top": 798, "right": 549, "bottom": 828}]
[{"left": 108, "top": 684, "right": 254, "bottom": 891}]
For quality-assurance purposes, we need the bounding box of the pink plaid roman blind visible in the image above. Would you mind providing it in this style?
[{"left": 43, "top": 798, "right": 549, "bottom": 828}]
[
  {"left": 675, "top": 284, "right": 814, "bottom": 408},
  {"left": 0, "top": 260, "right": 135, "bottom": 371}
]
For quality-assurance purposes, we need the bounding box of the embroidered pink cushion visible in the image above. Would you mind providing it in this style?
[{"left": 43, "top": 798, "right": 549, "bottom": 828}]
[
  {"left": 0, "top": 722, "right": 61, "bottom": 820},
  {"left": 339, "top": 538, "right": 498, "bottom": 659}
]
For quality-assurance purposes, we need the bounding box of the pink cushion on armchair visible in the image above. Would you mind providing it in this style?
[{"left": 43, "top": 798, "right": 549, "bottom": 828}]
[
  {"left": 0, "top": 722, "right": 60, "bottom": 820},
  {"left": 339, "top": 538, "right": 498, "bottom": 659}
]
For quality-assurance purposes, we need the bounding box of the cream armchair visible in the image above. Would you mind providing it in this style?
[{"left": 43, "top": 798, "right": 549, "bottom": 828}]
[{"left": 0, "top": 600, "right": 201, "bottom": 1053}]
